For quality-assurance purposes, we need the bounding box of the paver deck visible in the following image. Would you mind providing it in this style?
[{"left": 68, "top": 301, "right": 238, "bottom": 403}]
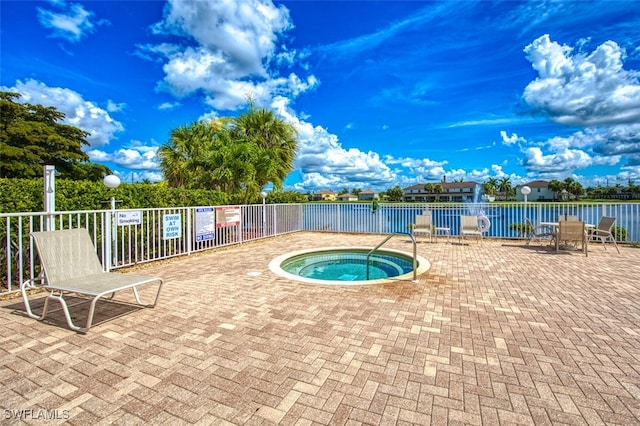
[{"left": 1, "top": 232, "right": 639, "bottom": 425}]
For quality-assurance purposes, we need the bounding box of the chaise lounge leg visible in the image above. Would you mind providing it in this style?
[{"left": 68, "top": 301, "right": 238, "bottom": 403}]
[
  {"left": 47, "top": 293, "right": 87, "bottom": 333},
  {"left": 132, "top": 280, "right": 164, "bottom": 307}
]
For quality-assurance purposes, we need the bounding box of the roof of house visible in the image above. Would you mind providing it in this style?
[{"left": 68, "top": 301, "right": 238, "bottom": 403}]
[
  {"left": 403, "top": 182, "right": 480, "bottom": 191},
  {"left": 522, "top": 180, "right": 549, "bottom": 188}
]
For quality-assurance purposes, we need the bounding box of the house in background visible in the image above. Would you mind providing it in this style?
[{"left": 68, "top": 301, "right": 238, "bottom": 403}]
[
  {"left": 403, "top": 181, "right": 481, "bottom": 202},
  {"left": 313, "top": 190, "right": 338, "bottom": 201},
  {"left": 337, "top": 193, "right": 358, "bottom": 202},
  {"left": 358, "top": 189, "right": 379, "bottom": 201},
  {"left": 514, "top": 180, "right": 554, "bottom": 201}
]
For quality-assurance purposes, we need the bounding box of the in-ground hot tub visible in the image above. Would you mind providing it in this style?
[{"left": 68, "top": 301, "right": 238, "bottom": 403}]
[{"left": 269, "top": 247, "right": 430, "bottom": 285}]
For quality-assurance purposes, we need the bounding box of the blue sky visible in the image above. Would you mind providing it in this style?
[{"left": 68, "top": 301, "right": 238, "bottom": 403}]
[{"left": 2, "top": 0, "right": 640, "bottom": 193}]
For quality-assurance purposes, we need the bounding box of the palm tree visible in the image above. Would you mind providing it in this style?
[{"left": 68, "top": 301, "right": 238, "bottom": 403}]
[
  {"left": 159, "top": 119, "right": 240, "bottom": 191},
  {"left": 160, "top": 103, "right": 297, "bottom": 202},
  {"left": 424, "top": 183, "right": 434, "bottom": 201},
  {"left": 158, "top": 122, "right": 209, "bottom": 188},
  {"left": 498, "top": 177, "right": 512, "bottom": 201},
  {"left": 233, "top": 103, "right": 298, "bottom": 199},
  {"left": 433, "top": 184, "right": 444, "bottom": 202},
  {"left": 482, "top": 178, "right": 498, "bottom": 198}
]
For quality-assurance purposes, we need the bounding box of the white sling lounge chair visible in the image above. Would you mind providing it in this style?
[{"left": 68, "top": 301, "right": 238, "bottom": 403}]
[
  {"left": 21, "top": 228, "right": 163, "bottom": 333},
  {"left": 412, "top": 214, "right": 434, "bottom": 243},
  {"left": 588, "top": 216, "right": 620, "bottom": 253},
  {"left": 460, "top": 215, "right": 482, "bottom": 244}
]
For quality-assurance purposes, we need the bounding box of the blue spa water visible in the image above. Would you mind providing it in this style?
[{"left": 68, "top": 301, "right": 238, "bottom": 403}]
[{"left": 281, "top": 250, "right": 414, "bottom": 281}]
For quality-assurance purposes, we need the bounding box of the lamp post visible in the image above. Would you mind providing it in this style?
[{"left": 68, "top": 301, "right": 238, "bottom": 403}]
[
  {"left": 103, "top": 175, "right": 121, "bottom": 271},
  {"left": 260, "top": 191, "right": 267, "bottom": 238},
  {"left": 520, "top": 186, "right": 531, "bottom": 236},
  {"left": 520, "top": 185, "right": 531, "bottom": 204}
]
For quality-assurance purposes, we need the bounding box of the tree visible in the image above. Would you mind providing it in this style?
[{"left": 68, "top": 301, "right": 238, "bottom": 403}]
[
  {"left": 159, "top": 118, "right": 254, "bottom": 194},
  {"left": 424, "top": 183, "right": 434, "bottom": 195},
  {"left": 563, "top": 177, "right": 576, "bottom": 199},
  {"left": 498, "top": 177, "right": 512, "bottom": 201},
  {"left": 0, "top": 91, "right": 109, "bottom": 180},
  {"left": 482, "top": 178, "right": 498, "bottom": 197},
  {"left": 548, "top": 180, "right": 564, "bottom": 201},
  {"left": 159, "top": 120, "right": 220, "bottom": 189},
  {"left": 159, "top": 103, "right": 298, "bottom": 203},
  {"left": 568, "top": 181, "right": 585, "bottom": 199},
  {"left": 232, "top": 103, "right": 298, "bottom": 200},
  {"left": 433, "top": 184, "right": 443, "bottom": 201},
  {"left": 386, "top": 185, "right": 404, "bottom": 201}
]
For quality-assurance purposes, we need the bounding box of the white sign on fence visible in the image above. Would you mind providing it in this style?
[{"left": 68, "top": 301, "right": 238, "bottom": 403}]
[
  {"left": 163, "top": 213, "right": 181, "bottom": 240},
  {"left": 117, "top": 211, "right": 142, "bottom": 226},
  {"left": 195, "top": 207, "right": 215, "bottom": 242},
  {"left": 216, "top": 206, "right": 241, "bottom": 227}
]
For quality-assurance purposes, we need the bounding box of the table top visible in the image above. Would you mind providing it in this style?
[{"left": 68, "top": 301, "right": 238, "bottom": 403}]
[{"left": 540, "top": 221, "right": 595, "bottom": 228}]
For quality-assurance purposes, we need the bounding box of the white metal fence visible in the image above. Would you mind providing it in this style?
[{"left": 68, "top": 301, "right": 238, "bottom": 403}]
[
  {"left": 2, "top": 202, "right": 638, "bottom": 294},
  {"left": 1, "top": 204, "right": 302, "bottom": 294}
]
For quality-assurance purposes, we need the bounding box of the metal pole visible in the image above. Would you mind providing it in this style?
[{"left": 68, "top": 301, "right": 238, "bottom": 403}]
[
  {"left": 262, "top": 198, "right": 266, "bottom": 238},
  {"left": 44, "top": 165, "right": 56, "bottom": 231},
  {"left": 103, "top": 175, "right": 121, "bottom": 271},
  {"left": 261, "top": 191, "right": 267, "bottom": 238}
]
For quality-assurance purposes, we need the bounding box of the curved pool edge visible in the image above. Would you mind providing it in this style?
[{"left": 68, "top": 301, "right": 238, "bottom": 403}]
[{"left": 268, "top": 246, "right": 431, "bottom": 286}]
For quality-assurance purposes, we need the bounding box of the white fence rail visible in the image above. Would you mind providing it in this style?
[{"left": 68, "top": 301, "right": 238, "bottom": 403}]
[
  {"left": 303, "top": 202, "right": 640, "bottom": 240},
  {"left": 2, "top": 202, "right": 638, "bottom": 294},
  {"left": 1, "top": 204, "right": 302, "bottom": 294}
]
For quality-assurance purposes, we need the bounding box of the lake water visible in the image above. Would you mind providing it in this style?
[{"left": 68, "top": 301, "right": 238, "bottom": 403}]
[{"left": 302, "top": 202, "right": 640, "bottom": 242}]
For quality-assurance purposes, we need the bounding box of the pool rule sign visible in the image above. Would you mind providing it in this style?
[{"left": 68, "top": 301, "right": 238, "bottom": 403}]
[
  {"left": 215, "top": 206, "right": 240, "bottom": 228},
  {"left": 163, "top": 213, "right": 181, "bottom": 240},
  {"left": 195, "top": 207, "right": 215, "bottom": 242}
]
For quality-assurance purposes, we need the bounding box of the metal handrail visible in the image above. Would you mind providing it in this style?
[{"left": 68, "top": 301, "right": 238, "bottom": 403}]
[{"left": 366, "top": 232, "right": 418, "bottom": 282}]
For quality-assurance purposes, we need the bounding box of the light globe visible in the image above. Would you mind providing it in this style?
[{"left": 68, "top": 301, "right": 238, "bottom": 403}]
[{"left": 103, "top": 174, "right": 121, "bottom": 189}]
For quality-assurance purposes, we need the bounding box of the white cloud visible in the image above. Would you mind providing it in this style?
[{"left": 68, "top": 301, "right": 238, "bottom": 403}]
[
  {"left": 129, "top": 171, "right": 164, "bottom": 183},
  {"left": 500, "top": 131, "right": 526, "bottom": 146},
  {"left": 2, "top": 79, "right": 124, "bottom": 146},
  {"left": 154, "top": 0, "right": 292, "bottom": 76},
  {"left": 146, "top": 0, "right": 317, "bottom": 111},
  {"left": 106, "top": 100, "right": 126, "bottom": 113},
  {"left": 87, "top": 149, "right": 109, "bottom": 162},
  {"left": 523, "top": 34, "right": 640, "bottom": 126},
  {"left": 271, "top": 97, "right": 397, "bottom": 191},
  {"left": 88, "top": 143, "right": 161, "bottom": 172},
  {"left": 522, "top": 146, "right": 593, "bottom": 173},
  {"left": 111, "top": 148, "right": 159, "bottom": 170},
  {"left": 518, "top": 123, "right": 640, "bottom": 176},
  {"left": 37, "top": 2, "right": 107, "bottom": 43},
  {"left": 158, "top": 101, "right": 181, "bottom": 111},
  {"left": 592, "top": 123, "right": 640, "bottom": 157},
  {"left": 448, "top": 117, "right": 527, "bottom": 128},
  {"left": 384, "top": 156, "right": 447, "bottom": 169}
]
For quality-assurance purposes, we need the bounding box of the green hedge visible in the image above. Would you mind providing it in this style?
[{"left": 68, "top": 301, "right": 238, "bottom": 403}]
[{"left": 0, "top": 178, "right": 232, "bottom": 213}]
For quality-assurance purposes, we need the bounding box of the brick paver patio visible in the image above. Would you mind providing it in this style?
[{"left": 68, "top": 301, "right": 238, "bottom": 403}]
[{"left": 1, "top": 232, "right": 639, "bottom": 425}]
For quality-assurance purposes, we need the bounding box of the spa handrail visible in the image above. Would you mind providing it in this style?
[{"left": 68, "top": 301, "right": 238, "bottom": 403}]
[{"left": 366, "top": 232, "right": 418, "bottom": 282}]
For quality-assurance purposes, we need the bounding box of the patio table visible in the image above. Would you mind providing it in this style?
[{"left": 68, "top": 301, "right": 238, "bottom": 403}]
[{"left": 540, "top": 221, "right": 594, "bottom": 252}]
